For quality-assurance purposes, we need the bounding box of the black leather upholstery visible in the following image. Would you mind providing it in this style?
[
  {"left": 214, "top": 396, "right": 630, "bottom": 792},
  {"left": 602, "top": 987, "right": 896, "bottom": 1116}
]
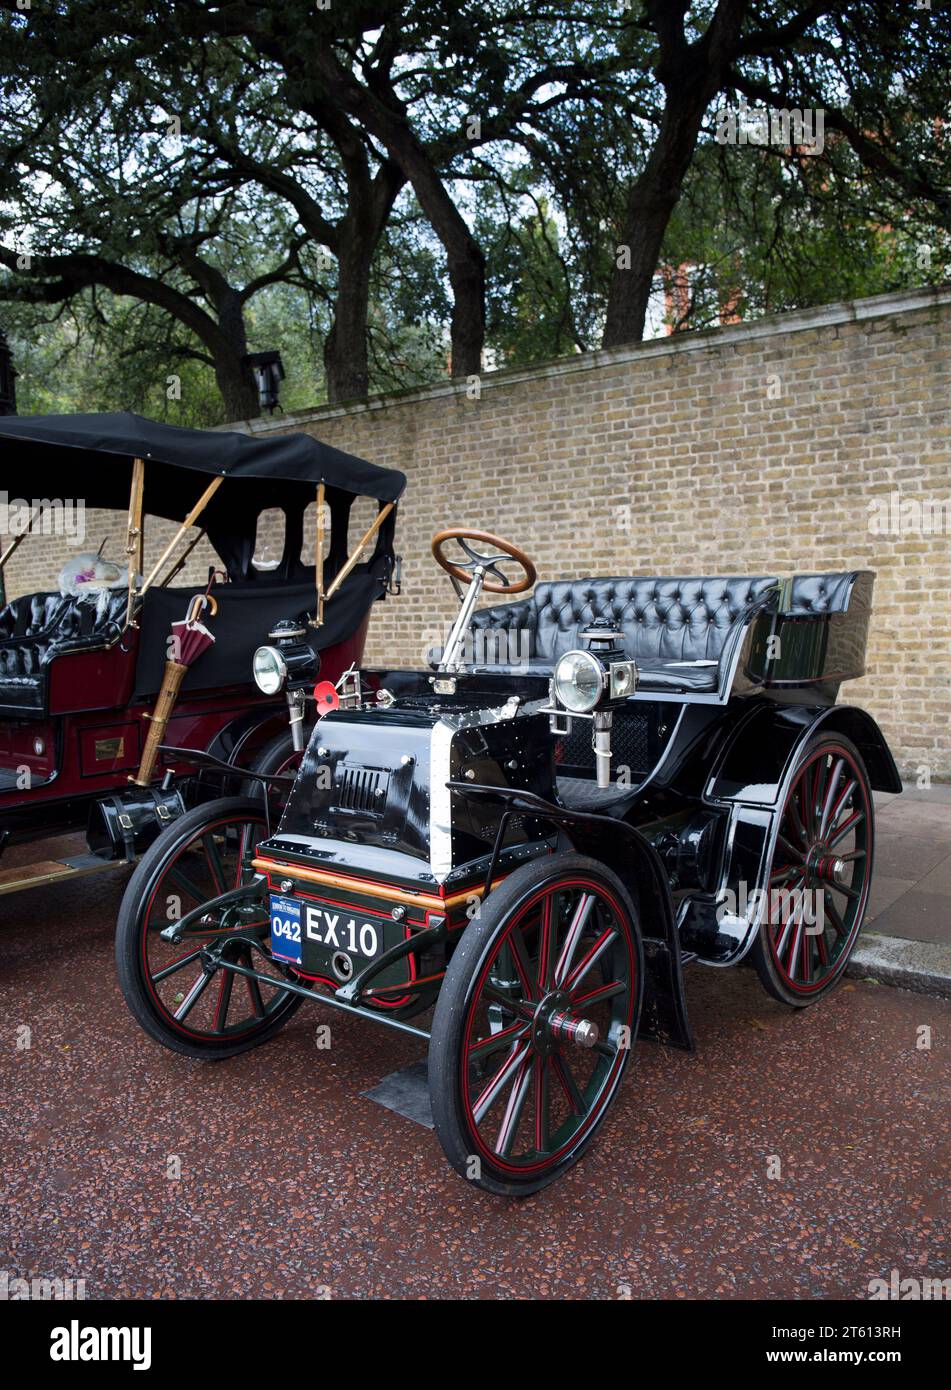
[
  {"left": 786, "top": 572, "right": 857, "bottom": 614},
  {"left": 469, "top": 575, "right": 780, "bottom": 690},
  {"left": 528, "top": 577, "right": 779, "bottom": 662},
  {"left": 0, "top": 590, "right": 130, "bottom": 714}
]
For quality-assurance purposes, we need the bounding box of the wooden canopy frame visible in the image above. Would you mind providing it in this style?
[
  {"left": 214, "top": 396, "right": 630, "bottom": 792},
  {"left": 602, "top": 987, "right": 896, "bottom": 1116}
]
[
  {"left": 0, "top": 466, "right": 394, "bottom": 628},
  {"left": 312, "top": 493, "right": 395, "bottom": 628},
  {"left": 124, "top": 457, "right": 145, "bottom": 627}
]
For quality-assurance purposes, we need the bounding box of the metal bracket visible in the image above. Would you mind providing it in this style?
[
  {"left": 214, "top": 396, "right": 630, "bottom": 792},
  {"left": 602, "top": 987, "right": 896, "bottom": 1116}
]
[
  {"left": 336, "top": 664, "right": 363, "bottom": 710},
  {"left": 334, "top": 916, "right": 448, "bottom": 1004},
  {"left": 540, "top": 704, "right": 595, "bottom": 736},
  {"left": 159, "top": 880, "right": 264, "bottom": 943}
]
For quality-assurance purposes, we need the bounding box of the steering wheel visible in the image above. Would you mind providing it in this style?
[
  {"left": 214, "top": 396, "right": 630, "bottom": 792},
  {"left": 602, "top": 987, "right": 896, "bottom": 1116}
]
[{"left": 431, "top": 528, "right": 537, "bottom": 595}]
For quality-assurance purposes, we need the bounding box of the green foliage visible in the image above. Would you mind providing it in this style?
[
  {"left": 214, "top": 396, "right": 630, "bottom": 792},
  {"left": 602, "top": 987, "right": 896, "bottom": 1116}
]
[
  {"left": 1, "top": 0, "right": 950, "bottom": 413},
  {"left": 6, "top": 297, "right": 225, "bottom": 425},
  {"left": 658, "top": 136, "right": 951, "bottom": 335}
]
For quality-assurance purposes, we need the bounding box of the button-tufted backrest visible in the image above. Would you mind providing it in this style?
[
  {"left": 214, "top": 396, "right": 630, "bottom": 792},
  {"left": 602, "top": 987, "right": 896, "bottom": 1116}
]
[
  {"left": 529, "top": 576, "right": 779, "bottom": 663},
  {"left": 0, "top": 590, "right": 131, "bottom": 679},
  {"left": 785, "top": 572, "right": 858, "bottom": 614}
]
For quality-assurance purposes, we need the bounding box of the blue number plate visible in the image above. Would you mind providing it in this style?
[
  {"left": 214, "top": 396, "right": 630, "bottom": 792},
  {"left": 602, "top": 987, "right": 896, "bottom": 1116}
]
[{"left": 269, "top": 894, "right": 303, "bottom": 965}]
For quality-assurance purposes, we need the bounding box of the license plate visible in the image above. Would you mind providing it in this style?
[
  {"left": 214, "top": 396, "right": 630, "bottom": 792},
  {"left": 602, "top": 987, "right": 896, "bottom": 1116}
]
[
  {"left": 269, "top": 895, "right": 303, "bottom": 964},
  {"left": 269, "top": 893, "right": 383, "bottom": 968}
]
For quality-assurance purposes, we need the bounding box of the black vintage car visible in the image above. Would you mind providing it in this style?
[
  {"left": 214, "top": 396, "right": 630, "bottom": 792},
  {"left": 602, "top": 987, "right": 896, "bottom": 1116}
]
[{"left": 115, "top": 527, "right": 900, "bottom": 1196}]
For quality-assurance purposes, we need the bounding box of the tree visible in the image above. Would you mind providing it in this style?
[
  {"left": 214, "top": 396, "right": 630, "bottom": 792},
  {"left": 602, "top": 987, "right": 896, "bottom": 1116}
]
[
  {"left": 0, "top": 10, "right": 409, "bottom": 407},
  {"left": 104, "top": 0, "right": 647, "bottom": 376},
  {"left": 125, "top": 36, "right": 408, "bottom": 401},
  {"left": 4, "top": 0, "right": 951, "bottom": 413},
  {"left": 654, "top": 135, "right": 951, "bottom": 336},
  {"left": 0, "top": 38, "right": 322, "bottom": 417},
  {"left": 479, "top": 193, "right": 581, "bottom": 364},
  {"left": 602, "top": 0, "right": 951, "bottom": 346}
]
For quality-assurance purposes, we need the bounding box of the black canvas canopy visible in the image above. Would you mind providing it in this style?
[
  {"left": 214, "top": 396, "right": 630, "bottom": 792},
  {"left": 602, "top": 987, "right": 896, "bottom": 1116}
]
[
  {"left": 0, "top": 411, "right": 406, "bottom": 519},
  {"left": 0, "top": 411, "right": 405, "bottom": 583}
]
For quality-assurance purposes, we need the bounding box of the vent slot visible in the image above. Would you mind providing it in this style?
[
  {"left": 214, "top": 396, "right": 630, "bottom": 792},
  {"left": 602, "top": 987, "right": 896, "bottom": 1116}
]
[{"left": 334, "top": 765, "right": 389, "bottom": 817}]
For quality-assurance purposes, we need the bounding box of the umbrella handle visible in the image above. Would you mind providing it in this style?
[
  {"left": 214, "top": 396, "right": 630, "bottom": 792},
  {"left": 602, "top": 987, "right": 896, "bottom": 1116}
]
[{"left": 185, "top": 592, "right": 218, "bottom": 624}]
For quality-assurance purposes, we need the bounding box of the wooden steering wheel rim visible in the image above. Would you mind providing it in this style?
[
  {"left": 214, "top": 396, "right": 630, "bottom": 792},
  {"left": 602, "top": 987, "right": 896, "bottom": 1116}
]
[{"left": 431, "top": 528, "right": 537, "bottom": 594}]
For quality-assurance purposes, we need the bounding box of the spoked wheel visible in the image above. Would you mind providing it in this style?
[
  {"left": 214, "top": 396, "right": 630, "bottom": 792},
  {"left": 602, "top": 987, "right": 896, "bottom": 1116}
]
[
  {"left": 430, "top": 853, "right": 642, "bottom": 1197},
  {"left": 115, "top": 797, "right": 307, "bottom": 1059},
  {"left": 751, "top": 734, "right": 874, "bottom": 1006}
]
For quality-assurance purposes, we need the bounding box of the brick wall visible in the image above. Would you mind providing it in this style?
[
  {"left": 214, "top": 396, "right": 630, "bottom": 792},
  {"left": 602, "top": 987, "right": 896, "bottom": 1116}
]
[
  {"left": 6, "top": 286, "right": 950, "bottom": 776},
  {"left": 5, "top": 512, "right": 221, "bottom": 599}
]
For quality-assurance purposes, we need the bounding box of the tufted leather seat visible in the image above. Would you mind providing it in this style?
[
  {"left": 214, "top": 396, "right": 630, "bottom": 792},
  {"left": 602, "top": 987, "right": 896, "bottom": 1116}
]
[
  {"left": 0, "top": 590, "right": 130, "bottom": 715},
  {"left": 469, "top": 575, "right": 780, "bottom": 692},
  {"left": 0, "top": 591, "right": 72, "bottom": 641}
]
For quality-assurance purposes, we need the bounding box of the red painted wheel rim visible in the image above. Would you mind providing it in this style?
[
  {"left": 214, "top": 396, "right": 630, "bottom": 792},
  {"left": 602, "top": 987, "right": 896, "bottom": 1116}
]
[
  {"left": 765, "top": 744, "right": 872, "bottom": 995},
  {"left": 139, "top": 812, "right": 300, "bottom": 1042},
  {"left": 260, "top": 749, "right": 303, "bottom": 816},
  {"left": 460, "top": 877, "right": 637, "bottom": 1176}
]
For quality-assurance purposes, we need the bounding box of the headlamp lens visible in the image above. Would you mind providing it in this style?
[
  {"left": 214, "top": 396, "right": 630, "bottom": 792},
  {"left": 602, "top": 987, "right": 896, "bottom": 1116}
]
[
  {"left": 252, "top": 645, "right": 287, "bottom": 695},
  {"left": 553, "top": 650, "right": 604, "bottom": 712}
]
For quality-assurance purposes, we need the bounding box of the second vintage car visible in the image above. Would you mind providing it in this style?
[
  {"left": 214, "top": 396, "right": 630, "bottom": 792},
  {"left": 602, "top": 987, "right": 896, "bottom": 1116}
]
[{"left": 0, "top": 412, "right": 403, "bottom": 900}]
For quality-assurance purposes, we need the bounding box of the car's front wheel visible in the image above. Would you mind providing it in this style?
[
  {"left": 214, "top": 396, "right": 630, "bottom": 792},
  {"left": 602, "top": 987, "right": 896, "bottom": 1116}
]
[
  {"left": 115, "top": 797, "right": 308, "bottom": 1059},
  {"left": 429, "top": 853, "right": 643, "bottom": 1197}
]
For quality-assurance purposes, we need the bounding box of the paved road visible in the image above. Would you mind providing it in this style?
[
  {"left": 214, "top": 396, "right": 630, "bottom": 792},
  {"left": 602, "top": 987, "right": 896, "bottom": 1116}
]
[{"left": 1, "top": 861, "right": 948, "bottom": 1300}]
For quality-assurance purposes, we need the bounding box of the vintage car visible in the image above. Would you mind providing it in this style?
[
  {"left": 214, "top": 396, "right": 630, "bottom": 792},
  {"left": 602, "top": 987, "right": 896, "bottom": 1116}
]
[
  {"left": 0, "top": 412, "right": 403, "bottom": 898},
  {"left": 114, "top": 527, "right": 900, "bottom": 1196}
]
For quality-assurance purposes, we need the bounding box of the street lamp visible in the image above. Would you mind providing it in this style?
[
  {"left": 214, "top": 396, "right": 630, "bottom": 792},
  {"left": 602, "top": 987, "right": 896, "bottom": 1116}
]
[
  {"left": 0, "top": 328, "right": 17, "bottom": 416},
  {"left": 243, "top": 350, "right": 285, "bottom": 415}
]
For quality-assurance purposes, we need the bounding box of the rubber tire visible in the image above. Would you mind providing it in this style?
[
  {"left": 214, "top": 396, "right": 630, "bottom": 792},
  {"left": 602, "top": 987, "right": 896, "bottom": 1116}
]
[
  {"left": 429, "top": 853, "right": 643, "bottom": 1198},
  {"left": 749, "top": 733, "right": 874, "bottom": 1008},
  {"left": 241, "top": 729, "right": 303, "bottom": 801},
  {"left": 115, "top": 796, "right": 306, "bottom": 1060}
]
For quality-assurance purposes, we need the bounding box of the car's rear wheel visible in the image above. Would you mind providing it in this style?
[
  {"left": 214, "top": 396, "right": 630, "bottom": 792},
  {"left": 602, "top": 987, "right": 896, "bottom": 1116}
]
[
  {"left": 751, "top": 734, "right": 874, "bottom": 1007},
  {"left": 115, "top": 797, "right": 307, "bottom": 1059},
  {"left": 429, "top": 853, "right": 642, "bottom": 1197},
  {"left": 242, "top": 729, "right": 305, "bottom": 810}
]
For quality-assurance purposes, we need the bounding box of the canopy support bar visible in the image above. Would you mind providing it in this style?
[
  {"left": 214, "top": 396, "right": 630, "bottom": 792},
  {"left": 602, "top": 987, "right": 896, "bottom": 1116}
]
[
  {"left": 0, "top": 507, "right": 42, "bottom": 593},
  {"left": 313, "top": 482, "right": 326, "bottom": 628},
  {"left": 160, "top": 527, "right": 206, "bottom": 588},
  {"left": 125, "top": 457, "right": 145, "bottom": 628},
  {"left": 324, "top": 502, "right": 394, "bottom": 604},
  {"left": 140, "top": 476, "right": 224, "bottom": 596}
]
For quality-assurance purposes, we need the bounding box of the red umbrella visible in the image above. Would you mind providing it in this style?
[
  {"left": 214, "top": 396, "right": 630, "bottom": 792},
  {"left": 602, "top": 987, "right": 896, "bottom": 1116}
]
[{"left": 170, "top": 591, "right": 218, "bottom": 666}]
